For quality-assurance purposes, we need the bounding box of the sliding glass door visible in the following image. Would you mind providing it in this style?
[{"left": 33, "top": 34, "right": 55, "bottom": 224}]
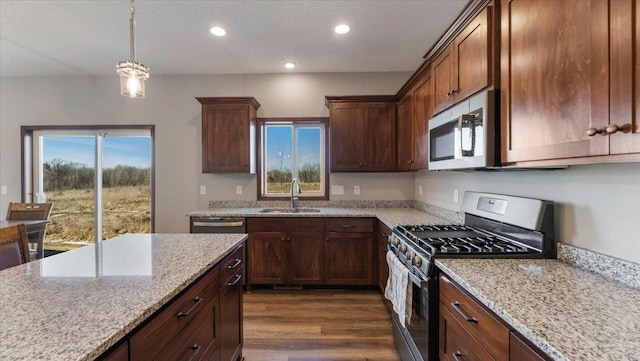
[{"left": 29, "top": 128, "right": 153, "bottom": 252}]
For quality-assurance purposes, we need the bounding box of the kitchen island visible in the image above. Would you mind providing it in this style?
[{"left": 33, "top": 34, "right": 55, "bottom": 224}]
[
  {"left": 0, "top": 233, "right": 246, "bottom": 360},
  {"left": 436, "top": 258, "right": 640, "bottom": 361}
]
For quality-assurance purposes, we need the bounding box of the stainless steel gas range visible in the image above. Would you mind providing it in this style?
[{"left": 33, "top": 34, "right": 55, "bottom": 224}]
[{"left": 387, "top": 191, "right": 555, "bottom": 361}]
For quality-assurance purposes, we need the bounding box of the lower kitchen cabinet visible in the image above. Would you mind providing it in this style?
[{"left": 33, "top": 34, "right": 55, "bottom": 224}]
[
  {"left": 246, "top": 217, "right": 376, "bottom": 287},
  {"left": 99, "top": 341, "right": 128, "bottom": 361},
  {"left": 220, "top": 264, "right": 243, "bottom": 361},
  {"left": 324, "top": 218, "right": 375, "bottom": 286},
  {"left": 377, "top": 221, "right": 392, "bottom": 294},
  {"left": 247, "top": 218, "right": 324, "bottom": 286},
  {"left": 439, "top": 273, "right": 551, "bottom": 361}
]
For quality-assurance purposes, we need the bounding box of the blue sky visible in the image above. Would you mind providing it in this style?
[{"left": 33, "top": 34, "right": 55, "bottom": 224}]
[
  {"left": 265, "top": 126, "right": 320, "bottom": 171},
  {"left": 43, "top": 136, "right": 151, "bottom": 168}
]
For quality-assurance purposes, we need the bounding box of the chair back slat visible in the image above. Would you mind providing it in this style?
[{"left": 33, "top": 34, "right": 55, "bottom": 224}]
[
  {"left": 6, "top": 203, "right": 53, "bottom": 221},
  {"left": 0, "top": 224, "right": 30, "bottom": 270}
]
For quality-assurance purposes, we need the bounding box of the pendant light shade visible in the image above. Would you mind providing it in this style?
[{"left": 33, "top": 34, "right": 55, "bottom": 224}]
[{"left": 117, "top": 0, "right": 149, "bottom": 98}]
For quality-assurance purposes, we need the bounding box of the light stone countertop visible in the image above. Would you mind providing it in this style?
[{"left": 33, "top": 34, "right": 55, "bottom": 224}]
[
  {"left": 435, "top": 258, "right": 640, "bottom": 361},
  {"left": 186, "top": 207, "right": 450, "bottom": 229},
  {"left": 0, "top": 233, "right": 246, "bottom": 361}
]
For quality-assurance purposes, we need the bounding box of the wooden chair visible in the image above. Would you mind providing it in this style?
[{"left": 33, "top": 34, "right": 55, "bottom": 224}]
[
  {"left": 0, "top": 224, "right": 30, "bottom": 271},
  {"left": 6, "top": 202, "right": 53, "bottom": 260}
]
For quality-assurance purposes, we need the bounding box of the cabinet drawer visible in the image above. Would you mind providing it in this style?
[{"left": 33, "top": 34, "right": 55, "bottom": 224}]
[
  {"left": 439, "top": 275, "right": 509, "bottom": 361},
  {"left": 440, "top": 305, "right": 496, "bottom": 361},
  {"left": 220, "top": 245, "right": 244, "bottom": 285},
  {"left": 325, "top": 218, "right": 374, "bottom": 233},
  {"left": 155, "top": 295, "right": 218, "bottom": 361},
  {"left": 130, "top": 267, "right": 220, "bottom": 361},
  {"left": 247, "top": 217, "right": 324, "bottom": 232}
]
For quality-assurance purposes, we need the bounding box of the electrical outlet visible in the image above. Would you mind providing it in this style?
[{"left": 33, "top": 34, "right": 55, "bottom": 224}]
[
  {"left": 199, "top": 185, "right": 206, "bottom": 195},
  {"left": 236, "top": 185, "right": 243, "bottom": 195},
  {"left": 354, "top": 185, "right": 360, "bottom": 195},
  {"left": 331, "top": 185, "right": 344, "bottom": 195},
  {"left": 454, "top": 189, "right": 459, "bottom": 203},
  {"left": 418, "top": 185, "right": 423, "bottom": 196},
  {"left": 1, "top": 186, "right": 6, "bottom": 195}
]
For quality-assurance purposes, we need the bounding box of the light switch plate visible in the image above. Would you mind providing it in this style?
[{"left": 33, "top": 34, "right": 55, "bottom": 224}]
[
  {"left": 1, "top": 186, "right": 6, "bottom": 195},
  {"left": 454, "top": 189, "right": 459, "bottom": 203},
  {"left": 354, "top": 185, "right": 360, "bottom": 195},
  {"left": 199, "top": 185, "right": 206, "bottom": 195},
  {"left": 331, "top": 185, "right": 344, "bottom": 195},
  {"left": 418, "top": 185, "right": 423, "bottom": 196},
  {"left": 236, "top": 185, "right": 243, "bottom": 195}
]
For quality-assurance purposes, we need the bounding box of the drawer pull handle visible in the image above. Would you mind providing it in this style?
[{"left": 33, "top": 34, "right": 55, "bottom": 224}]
[
  {"left": 228, "top": 273, "right": 242, "bottom": 286},
  {"left": 187, "top": 344, "right": 202, "bottom": 361},
  {"left": 341, "top": 225, "right": 357, "bottom": 228},
  {"left": 176, "top": 296, "right": 203, "bottom": 318},
  {"left": 453, "top": 351, "right": 463, "bottom": 361},
  {"left": 451, "top": 301, "right": 477, "bottom": 323},
  {"left": 227, "top": 258, "right": 242, "bottom": 269}
]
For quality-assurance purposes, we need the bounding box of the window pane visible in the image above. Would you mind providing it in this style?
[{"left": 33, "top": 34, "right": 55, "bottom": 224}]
[
  {"left": 265, "top": 125, "right": 292, "bottom": 194},
  {"left": 297, "top": 127, "right": 321, "bottom": 192}
]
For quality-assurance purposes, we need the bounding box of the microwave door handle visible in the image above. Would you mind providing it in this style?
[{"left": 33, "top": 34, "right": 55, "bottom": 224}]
[{"left": 460, "top": 114, "right": 475, "bottom": 156}]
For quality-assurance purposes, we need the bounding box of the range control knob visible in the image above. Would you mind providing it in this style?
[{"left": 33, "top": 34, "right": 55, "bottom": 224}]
[
  {"left": 413, "top": 256, "right": 422, "bottom": 267},
  {"left": 400, "top": 244, "right": 408, "bottom": 254},
  {"left": 392, "top": 238, "right": 400, "bottom": 246}
]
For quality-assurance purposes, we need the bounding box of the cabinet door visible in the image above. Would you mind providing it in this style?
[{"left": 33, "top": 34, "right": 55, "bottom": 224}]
[
  {"left": 501, "top": 0, "right": 609, "bottom": 163},
  {"left": 220, "top": 269, "right": 243, "bottom": 361},
  {"left": 412, "top": 77, "right": 432, "bottom": 169},
  {"left": 364, "top": 103, "right": 396, "bottom": 171},
  {"left": 396, "top": 96, "right": 414, "bottom": 171},
  {"left": 377, "top": 222, "right": 391, "bottom": 294},
  {"left": 325, "top": 232, "right": 375, "bottom": 285},
  {"left": 248, "top": 232, "right": 287, "bottom": 284},
  {"left": 432, "top": 47, "right": 454, "bottom": 114},
  {"left": 609, "top": 0, "right": 640, "bottom": 155},
  {"left": 329, "top": 103, "right": 365, "bottom": 171},
  {"left": 439, "top": 305, "right": 495, "bottom": 361},
  {"left": 453, "top": 7, "right": 490, "bottom": 103},
  {"left": 288, "top": 232, "right": 324, "bottom": 284},
  {"left": 202, "top": 105, "right": 253, "bottom": 173}
]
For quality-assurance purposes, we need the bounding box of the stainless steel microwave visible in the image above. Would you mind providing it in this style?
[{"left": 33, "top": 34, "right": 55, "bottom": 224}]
[{"left": 428, "top": 90, "right": 497, "bottom": 170}]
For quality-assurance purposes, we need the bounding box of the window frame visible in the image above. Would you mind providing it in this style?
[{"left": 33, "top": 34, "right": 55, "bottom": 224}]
[{"left": 257, "top": 117, "right": 329, "bottom": 201}]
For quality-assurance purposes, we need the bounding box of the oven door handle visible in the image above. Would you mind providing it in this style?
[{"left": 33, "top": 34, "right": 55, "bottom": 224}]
[{"left": 408, "top": 272, "right": 429, "bottom": 288}]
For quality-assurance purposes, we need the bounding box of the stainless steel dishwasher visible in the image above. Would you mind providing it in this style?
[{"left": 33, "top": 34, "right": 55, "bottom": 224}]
[
  {"left": 190, "top": 217, "right": 247, "bottom": 286},
  {"left": 190, "top": 217, "right": 246, "bottom": 233}
]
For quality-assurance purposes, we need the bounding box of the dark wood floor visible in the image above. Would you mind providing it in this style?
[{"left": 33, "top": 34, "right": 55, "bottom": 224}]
[{"left": 243, "top": 290, "right": 401, "bottom": 361}]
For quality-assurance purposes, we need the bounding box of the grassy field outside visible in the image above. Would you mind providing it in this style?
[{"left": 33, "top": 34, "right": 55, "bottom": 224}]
[
  {"left": 266, "top": 182, "right": 321, "bottom": 193},
  {"left": 44, "top": 185, "right": 151, "bottom": 251}
]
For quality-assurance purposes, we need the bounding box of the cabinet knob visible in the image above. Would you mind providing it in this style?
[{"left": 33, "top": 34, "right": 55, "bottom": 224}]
[
  {"left": 359, "top": 162, "right": 364, "bottom": 166},
  {"left": 406, "top": 160, "right": 413, "bottom": 164},
  {"left": 606, "top": 123, "right": 631, "bottom": 134},
  {"left": 447, "top": 89, "right": 458, "bottom": 97},
  {"left": 363, "top": 162, "right": 368, "bottom": 166},
  {"left": 586, "top": 127, "right": 606, "bottom": 136}
]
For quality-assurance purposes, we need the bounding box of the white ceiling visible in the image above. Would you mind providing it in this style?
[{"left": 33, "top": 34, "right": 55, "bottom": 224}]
[{"left": 0, "top": 0, "right": 468, "bottom": 77}]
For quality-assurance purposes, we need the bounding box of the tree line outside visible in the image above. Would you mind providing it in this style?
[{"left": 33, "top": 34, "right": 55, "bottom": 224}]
[
  {"left": 266, "top": 163, "right": 321, "bottom": 193},
  {"left": 43, "top": 158, "right": 150, "bottom": 193}
]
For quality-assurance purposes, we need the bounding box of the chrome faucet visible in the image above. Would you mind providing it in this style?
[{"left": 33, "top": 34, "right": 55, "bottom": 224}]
[{"left": 291, "top": 177, "right": 302, "bottom": 209}]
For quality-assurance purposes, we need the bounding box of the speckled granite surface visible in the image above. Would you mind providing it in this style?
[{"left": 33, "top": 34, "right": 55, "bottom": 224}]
[
  {"left": 187, "top": 207, "right": 450, "bottom": 229},
  {"left": 435, "top": 258, "right": 640, "bottom": 361},
  {"left": 0, "top": 233, "right": 246, "bottom": 361}
]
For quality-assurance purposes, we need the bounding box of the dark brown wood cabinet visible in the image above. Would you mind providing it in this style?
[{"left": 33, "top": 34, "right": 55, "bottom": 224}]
[
  {"left": 397, "top": 76, "right": 432, "bottom": 171},
  {"left": 326, "top": 98, "right": 397, "bottom": 172},
  {"left": 219, "top": 246, "right": 244, "bottom": 361},
  {"left": 501, "top": 0, "right": 640, "bottom": 165},
  {"left": 432, "top": 7, "right": 491, "bottom": 115},
  {"left": 197, "top": 97, "right": 260, "bottom": 173},
  {"left": 247, "top": 218, "right": 324, "bottom": 286},
  {"left": 99, "top": 341, "right": 128, "bottom": 361},
  {"left": 324, "top": 218, "right": 375, "bottom": 286},
  {"left": 376, "top": 221, "right": 391, "bottom": 294},
  {"left": 439, "top": 273, "right": 551, "bottom": 361}
]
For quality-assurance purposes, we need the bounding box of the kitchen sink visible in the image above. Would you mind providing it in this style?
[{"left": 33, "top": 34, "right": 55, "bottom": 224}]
[{"left": 258, "top": 207, "right": 321, "bottom": 213}]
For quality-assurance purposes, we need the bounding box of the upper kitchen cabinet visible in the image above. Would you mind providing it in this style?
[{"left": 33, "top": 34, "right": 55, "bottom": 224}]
[
  {"left": 396, "top": 70, "right": 432, "bottom": 171},
  {"left": 501, "top": 0, "right": 640, "bottom": 165},
  {"left": 196, "top": 97, "right": 261, "bottom": 173},
  {"left": 325, "top": 96, "right": 397, "bottom": 172},
  {"left": 431, "top": 6, "right": 492, "bottom": 115}
]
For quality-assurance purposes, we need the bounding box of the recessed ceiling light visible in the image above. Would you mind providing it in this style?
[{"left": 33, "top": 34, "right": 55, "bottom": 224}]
[
  {"left": 283, "top": 61, "right": 296, "bottom": 69},
  {"left": 334, "top": 24, "right": 350, "bottom": 34},
  {"left": 210, "top": 27, "right": 226, "bottom": 37}
]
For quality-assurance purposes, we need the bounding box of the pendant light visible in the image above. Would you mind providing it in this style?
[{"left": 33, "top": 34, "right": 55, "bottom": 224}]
[{"left": 116, "top": 0, "right": 149, "bottom": 98}]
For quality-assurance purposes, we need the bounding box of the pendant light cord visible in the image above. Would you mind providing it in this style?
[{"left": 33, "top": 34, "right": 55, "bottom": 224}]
[{"left": 130, "top": 0, "right": 136, "bottom": 65}]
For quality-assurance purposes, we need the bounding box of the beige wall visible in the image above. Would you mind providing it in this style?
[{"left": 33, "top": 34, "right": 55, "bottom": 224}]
[
  {"left": 415, "top": 164, "right": 640, "bottom": 263},
  {"left": 0, "top": 72, "right": 412, "bottom": 233}
]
